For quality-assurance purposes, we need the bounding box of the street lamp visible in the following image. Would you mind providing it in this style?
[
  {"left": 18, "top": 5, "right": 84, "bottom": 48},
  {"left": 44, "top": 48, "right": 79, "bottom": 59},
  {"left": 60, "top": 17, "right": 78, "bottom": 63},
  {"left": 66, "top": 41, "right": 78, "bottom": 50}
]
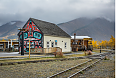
[{"left": 18, "top": 28, "right": 28, "bottom": 55}]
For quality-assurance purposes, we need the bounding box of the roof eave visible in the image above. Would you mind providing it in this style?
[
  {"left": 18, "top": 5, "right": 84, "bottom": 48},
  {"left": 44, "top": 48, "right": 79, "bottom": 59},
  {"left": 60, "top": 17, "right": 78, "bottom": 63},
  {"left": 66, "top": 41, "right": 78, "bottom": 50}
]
[{"left": 44, "top": 34, "right": 71, "bottom": 38}]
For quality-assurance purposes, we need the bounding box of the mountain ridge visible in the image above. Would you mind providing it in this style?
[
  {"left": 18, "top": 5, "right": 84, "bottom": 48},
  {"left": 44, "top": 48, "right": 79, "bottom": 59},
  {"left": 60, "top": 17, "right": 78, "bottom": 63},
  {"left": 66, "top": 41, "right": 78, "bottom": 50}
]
[
  {"left": 0, "top": 17, "right": 115, "bottom": 40},
  {"left": 58, "top": 17, "right": 115, "bottom": 41},
  {"left": 0, "top": 21, "right": 25, "bottom": 39}
]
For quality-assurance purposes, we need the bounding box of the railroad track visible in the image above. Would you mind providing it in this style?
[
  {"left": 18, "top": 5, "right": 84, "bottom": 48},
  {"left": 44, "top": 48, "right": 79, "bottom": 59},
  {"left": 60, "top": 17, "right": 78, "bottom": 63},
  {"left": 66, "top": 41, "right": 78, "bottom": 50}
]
[
  {"left": 86, "top": 51, "right": 114, "bottom": 59},
  {"left": 47, "top": 52, "right": 114, "bottom": 78},
  {"left": 47, "top": 59, "right": 100, "bottom": 78}
]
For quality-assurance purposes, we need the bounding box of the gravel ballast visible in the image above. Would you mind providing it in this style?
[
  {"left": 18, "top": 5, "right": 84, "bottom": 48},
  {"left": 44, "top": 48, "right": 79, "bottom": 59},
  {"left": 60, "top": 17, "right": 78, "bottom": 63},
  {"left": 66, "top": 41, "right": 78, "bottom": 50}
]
[
  {"left": 0, "top": 59, "right": 89, "bottom": 78},
  {"left": 76, "top": 54, "right": 115, "bottom": 78},
  {"left": 0, "top": 53, "right": 114, "bottom": 78}
]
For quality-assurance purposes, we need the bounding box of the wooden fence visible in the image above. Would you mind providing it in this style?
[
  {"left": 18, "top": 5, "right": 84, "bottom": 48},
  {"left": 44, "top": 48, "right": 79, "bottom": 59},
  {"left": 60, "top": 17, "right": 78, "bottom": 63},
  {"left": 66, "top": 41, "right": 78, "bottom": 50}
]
[{"left": 30, "top": 47, "right": 62, "bottom": 53}]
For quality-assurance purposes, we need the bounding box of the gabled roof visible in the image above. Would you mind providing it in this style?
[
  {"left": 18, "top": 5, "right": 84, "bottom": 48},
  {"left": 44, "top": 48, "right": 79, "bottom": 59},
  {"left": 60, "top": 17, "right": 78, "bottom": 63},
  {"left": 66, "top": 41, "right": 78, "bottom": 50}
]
[{"left": 26, "top": 18, "right": 70, "bottom": 38}]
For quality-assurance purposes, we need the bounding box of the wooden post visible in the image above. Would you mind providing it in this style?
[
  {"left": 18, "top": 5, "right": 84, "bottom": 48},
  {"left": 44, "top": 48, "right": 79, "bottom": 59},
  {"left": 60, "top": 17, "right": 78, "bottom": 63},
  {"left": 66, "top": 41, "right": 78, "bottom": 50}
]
[
  {"left": 45, "top": 48, "right": 46, "bottom": 53},
  {"left": 29, "top": 39, "right": 30, "bottom": 59},
  {"left": 48, "top": 48, "right": 49, "bottom": 53},
  {"left": 4, "top": 42, "right": 6, "bottom": 49},
  {"left": 4, "top": 42, "right": 6, "bottom": 51}
]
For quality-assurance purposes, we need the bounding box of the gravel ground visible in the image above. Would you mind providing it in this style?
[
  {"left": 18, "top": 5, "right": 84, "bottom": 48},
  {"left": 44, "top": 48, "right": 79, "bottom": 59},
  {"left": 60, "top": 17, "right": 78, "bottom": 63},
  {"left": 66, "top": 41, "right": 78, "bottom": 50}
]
[
  {"left": 0, "top": 59, "right": 89, "bottom": 78},
  {"left": 77, "top": 54, "right": 115, "bottom": 78}
]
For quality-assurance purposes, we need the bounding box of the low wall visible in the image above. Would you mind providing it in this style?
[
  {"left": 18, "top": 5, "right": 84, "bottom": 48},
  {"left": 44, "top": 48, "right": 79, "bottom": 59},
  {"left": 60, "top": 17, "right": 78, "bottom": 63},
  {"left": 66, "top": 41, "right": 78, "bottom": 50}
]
[{"left": 30, "top": 47, "right": 62, "bottom": 53}]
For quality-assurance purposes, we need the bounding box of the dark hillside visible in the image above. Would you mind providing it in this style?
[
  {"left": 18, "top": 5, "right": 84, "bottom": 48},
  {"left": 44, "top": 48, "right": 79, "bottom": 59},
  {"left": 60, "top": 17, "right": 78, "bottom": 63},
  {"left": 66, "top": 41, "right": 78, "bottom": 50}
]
[{"left": 58, "top": 17, "right": 115, "bottom": 41}]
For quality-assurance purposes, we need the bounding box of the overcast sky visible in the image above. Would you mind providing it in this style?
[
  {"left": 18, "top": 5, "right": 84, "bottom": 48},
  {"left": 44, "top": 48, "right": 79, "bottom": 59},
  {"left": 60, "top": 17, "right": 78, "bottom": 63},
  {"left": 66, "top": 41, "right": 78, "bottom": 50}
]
[{"left": 0, "top": 0, "right": 115, "bottom": 25}]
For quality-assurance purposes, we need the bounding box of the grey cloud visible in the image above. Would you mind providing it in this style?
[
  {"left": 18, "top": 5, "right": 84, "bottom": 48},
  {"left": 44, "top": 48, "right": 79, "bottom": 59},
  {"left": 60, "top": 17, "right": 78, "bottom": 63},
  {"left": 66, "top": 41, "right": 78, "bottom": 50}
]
[{"left": 0, "top": 0, "right": 115, "bottom": 25}]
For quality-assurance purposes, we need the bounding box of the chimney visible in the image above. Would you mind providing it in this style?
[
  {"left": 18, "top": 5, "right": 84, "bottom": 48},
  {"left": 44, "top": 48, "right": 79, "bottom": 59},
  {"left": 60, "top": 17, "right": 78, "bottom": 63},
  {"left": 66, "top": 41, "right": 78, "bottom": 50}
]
[{"left": 74, "top": 33, "right": 76, "bottom": 44}]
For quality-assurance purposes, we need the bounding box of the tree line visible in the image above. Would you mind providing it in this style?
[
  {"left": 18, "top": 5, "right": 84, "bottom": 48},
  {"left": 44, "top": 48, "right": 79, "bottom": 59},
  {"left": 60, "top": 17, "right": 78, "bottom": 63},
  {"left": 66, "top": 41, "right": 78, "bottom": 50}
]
[{"left": 92, "top": 35, "right": 115, "bottom": 49}]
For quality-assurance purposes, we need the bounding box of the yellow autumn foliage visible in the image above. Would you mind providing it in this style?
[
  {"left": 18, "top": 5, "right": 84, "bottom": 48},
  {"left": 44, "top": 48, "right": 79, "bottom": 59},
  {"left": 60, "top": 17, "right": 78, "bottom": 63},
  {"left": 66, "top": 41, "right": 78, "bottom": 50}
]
[
  {"left": 92, "top": 35, "right": 115, "bottom": 49},
  {"left": 92, "top": 40, "right": 98, "bottom": 48}
]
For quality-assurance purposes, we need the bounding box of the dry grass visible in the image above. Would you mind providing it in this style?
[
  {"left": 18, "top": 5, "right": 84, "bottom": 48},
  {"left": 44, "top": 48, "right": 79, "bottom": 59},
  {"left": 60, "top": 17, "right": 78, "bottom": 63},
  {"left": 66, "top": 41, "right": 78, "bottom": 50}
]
[
  {"left": 0, "top": 50, "right": 106, "bottom": 63},
  {"left": 0, "top": 53, "right": 86, "bottom": 63},
  {"left": 65, "top": 53, "right": 85, "bottom": 58},
  {"left": 92, "top": 50, "right": 106, "bottom": 53},
  {"left": 0, "top": 59, "right": 89, "bottom": 78},
  {"left": 77, "top": 54, "right": 115, "bottom": 78},
  {"left": 0, "top": 57, "right": 57, "bottom": 63}
]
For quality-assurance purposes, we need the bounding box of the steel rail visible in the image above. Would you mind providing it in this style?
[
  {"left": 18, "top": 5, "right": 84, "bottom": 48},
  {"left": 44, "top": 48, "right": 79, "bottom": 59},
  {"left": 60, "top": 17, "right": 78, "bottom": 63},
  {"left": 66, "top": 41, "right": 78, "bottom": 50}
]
[
  {"left": 67, "top": 56, "right": 108, "bottom": 78},
  {"left": 68, "top": 57, "right": 105, "bottom": 78},
  {"left": 47, "top": 52, "right": 114, "bottom": 78},
  {"left": 47, "top": 59, "right": 92, "bottom": 78}
]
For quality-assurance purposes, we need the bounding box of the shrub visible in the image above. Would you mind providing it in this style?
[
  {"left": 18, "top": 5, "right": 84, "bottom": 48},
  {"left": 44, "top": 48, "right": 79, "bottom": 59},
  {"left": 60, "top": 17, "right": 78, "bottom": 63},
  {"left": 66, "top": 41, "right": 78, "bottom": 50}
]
[
  {"left": 104, "top": 56, "right": 109, "bottom": 60},
  {"left": 87, "top": 50, "right": 92, "bottom": 55},
  {"left": 54, "top": 51, "right": 63, "bottom": 58},
  {"left": 2, "top": 63, "right": 8, "bottom": 66},
  {"left": 13, "top": 63, "right": 18, "bottom": 65},
  {"left": 80, "top": 71, "right": 84, "bottom": 74},
  {"left": 84, "top": 51, "right": 87, "bottom": 56},
  {"left": 84, "top": 50, "right": 92, "bottom": 55}
]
